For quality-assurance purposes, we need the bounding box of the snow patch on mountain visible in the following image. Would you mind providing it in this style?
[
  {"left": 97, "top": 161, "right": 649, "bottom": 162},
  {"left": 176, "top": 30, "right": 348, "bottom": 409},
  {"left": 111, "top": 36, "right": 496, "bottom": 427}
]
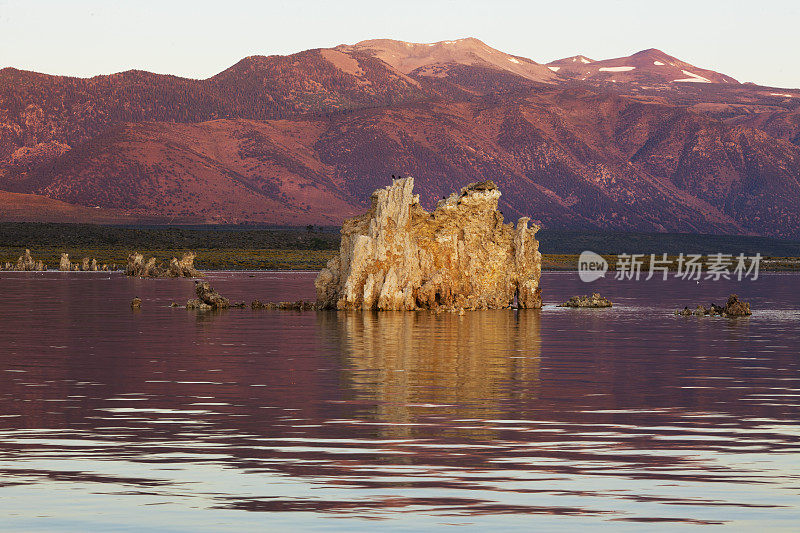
[
  {"left": 674, "top": 70, "right": 711, "bottom": 83},
  {"left": 599, "top": 66, "right": 635, "bottom": 72}
]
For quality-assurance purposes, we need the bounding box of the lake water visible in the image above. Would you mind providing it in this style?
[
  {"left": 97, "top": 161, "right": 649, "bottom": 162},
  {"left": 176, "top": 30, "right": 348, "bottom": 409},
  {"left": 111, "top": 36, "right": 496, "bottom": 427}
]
[{"left": 0, "top": 271, "right": 798, "bottom": 531}]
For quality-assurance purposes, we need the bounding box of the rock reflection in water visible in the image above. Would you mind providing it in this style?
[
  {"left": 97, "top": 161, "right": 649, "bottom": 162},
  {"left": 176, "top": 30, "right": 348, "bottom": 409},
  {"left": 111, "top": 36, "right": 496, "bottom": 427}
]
[{"left": 320, "top": 310, "right": 541, "bottom": 438}]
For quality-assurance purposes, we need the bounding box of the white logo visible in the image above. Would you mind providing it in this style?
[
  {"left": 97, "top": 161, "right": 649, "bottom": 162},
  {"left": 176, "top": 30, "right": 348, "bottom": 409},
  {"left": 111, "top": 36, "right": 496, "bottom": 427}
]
[{"left": 578, "top": 250, "right": 608, "bottom": 282}]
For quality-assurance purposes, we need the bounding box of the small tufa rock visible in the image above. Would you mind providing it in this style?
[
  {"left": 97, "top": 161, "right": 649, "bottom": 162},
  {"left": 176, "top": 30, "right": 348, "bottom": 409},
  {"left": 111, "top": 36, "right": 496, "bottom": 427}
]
[
  {"left": 186, "top": 299, "right": 211, "bottom": 310},
  {"left": 59, "top": 253, "right": 71, "bottom": 271},
  {"left": 15, "top": 249, "right": 42, "bottom": 271},
  {"left": 674, "top": 294, "right": 752, "bottom": 318},
  {"left": 8, "top": 250, "right": 47, "bottom": 271},
  {"left": 251, "top": 299, "right": 316, "bottom": 310},
  {"left": 191, "top": 281, "right": 230, "bottom": 309},
  {"left": 558, "top": 293, "right": 612, "bottom": 308},
  {"left": 168, "top": 252, "right": 201, "bottom": 278},
  {"left": 126, "top": 253, "right": 162, "bottom": 277},
  {"left": 723, "top": 294, "right": 752, "bottom": 317},
  {"left": 17, "top": 249, "right": 32, "bottom": 270},
  {"left": 131, "top": 297, "right": 142, "bottom": 309},
  {"left": 275, "top": 300, "right": 316, "bottom": 310},
  {"left": 127, "top": 252, "right": 201, "bottom": 278}
]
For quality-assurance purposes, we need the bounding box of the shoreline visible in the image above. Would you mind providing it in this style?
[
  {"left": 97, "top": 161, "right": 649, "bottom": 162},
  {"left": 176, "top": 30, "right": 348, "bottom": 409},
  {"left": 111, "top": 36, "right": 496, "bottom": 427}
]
[{"left": 2, "top": 249, "right": 800, "bottom": 272}]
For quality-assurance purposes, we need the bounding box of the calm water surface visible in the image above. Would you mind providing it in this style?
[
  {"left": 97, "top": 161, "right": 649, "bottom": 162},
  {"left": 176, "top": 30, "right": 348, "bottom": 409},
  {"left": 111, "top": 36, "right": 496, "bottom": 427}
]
[{"left": 0, "top": 271, "right": 798, "bottom": 531}]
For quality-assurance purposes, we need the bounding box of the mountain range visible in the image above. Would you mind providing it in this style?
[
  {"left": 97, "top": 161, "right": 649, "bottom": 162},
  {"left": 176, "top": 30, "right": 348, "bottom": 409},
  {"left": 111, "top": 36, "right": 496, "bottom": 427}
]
[{"left": 1, "top": 38, "right": 799, "bottom": 238}]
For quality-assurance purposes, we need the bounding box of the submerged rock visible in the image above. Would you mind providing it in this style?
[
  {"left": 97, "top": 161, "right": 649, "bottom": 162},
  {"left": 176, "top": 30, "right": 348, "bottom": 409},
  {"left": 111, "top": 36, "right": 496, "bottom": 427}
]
[
  {"left": 723, "top": 294, "right": 752, "bottom": 317},
  {"left": 251, "top": 299, "right": 316, "bottom": 310},
  {"left": 191, "top": 281, "right": 230, "bottom": 309},
  {"left": 558, "top": 293, "right": 613, "bottom": 308},
  {"left": 131, "top": 297, "right": 142, "bottom": 309},
  {"left": 185, "top": 298, "right": 211, "bottom": 310},
  {"left": 315, "top": 177, "right": 542, "bottom": 310},
  {"left": 675, "top": 294, "right": 752, "bottom": 318},
  {"left": 275, "top": 300, "right": 316, "bottom": 310}
]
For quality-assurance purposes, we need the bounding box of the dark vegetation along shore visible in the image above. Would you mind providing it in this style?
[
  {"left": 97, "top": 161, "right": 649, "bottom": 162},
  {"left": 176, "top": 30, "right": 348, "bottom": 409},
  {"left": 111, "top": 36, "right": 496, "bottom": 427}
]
[
  {"left": 1, "top": 222, "right": 800, "bottom": 271},
  {"left": 0, "top": 223, "right": 338, "bottom": 270}
]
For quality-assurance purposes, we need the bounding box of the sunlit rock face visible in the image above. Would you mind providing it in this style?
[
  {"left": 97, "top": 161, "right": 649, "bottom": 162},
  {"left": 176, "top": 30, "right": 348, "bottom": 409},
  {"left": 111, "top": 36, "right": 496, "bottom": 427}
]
[{"left": 315, "top": 177, "right": 542, "bottom": 310}]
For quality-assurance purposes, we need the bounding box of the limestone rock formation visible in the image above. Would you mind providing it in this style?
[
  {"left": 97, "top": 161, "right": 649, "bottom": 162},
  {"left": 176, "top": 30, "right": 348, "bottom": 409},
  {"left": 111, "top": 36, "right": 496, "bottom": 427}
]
[
  {"left": 558, "top": 293, "right": 613, "bottom": 308},
  {"left": 126, "top": 252, "right": 200, "bottom": 278},
  {"left": 187, "top": 281, "right": 230, "bottom": 309},
  {"left": 56, "top": 253, "right": 101, "bottom": 271},
  {"left": 12, "top": 249, "right": 46, "bottom": 271},
  {"left": 315, "top": 177, "right": 542, "bottom": 310},
  {"left": 168, "top": 252, "right": 201, "bottom": 278},
  {"left": 675, "top": 294, "right": 752, "bottom": 317},
  {"left": 16, "top": 249, "right": 34, "bottom": 271},
  {"left": 126, "top": 253, "right": 163, "bottom": 277},
  {"left": 723, "top": 294, "right": 752, "bottom": 317},
  {"left": 185, "top": 299, "right": 211, "bottom": 310}
]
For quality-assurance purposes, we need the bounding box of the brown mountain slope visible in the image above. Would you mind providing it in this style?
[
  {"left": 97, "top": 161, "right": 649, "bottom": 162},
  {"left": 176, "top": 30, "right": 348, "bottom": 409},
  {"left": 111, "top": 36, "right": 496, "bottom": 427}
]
[
  {"left": 727, "top": 106, "right": 800, "bottom": 145},
  {"left": 2, "top": 39, "right": 800, "bottom": 236},
  {"left": 342, "top": 38, "right": 558, "bottom": 83},
  {"left": 548, "top": 48, "right": 738, "bottom": 85},
  {"left": 0, "top": 190, "right": 138, "bottom": 223},
  {"left": 0, "top": 47, "right": 425, "bottom": 164},
  {"left": 6, "top": 91, "right": 800, "bottom": 236},
  {"left": 2, "top": 120, "right": 358, "bottom": 225}
]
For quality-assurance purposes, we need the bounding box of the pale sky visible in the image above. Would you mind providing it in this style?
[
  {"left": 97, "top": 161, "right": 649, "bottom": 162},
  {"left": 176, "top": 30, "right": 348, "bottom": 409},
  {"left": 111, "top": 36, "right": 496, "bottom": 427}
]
[{"left": 1, "top": 0, "right": 798, "bottom": 88}]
